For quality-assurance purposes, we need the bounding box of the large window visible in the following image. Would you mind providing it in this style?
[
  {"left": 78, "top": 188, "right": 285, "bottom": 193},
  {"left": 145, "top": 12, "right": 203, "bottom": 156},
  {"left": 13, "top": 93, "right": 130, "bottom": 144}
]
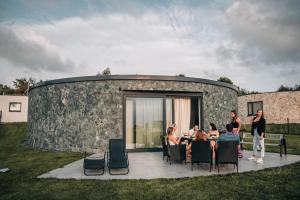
[
  {"left": 247, "top": 101, "right": 263, "bottom": 116},
  {"left": 126, "top": 97, "right": 163, "bottom": 149},
  {"left": 125, "top": 93, "right": 202, "bottom": 150},
  {"left": 9, "top": 102, "right": 21, "bottom": 112}
]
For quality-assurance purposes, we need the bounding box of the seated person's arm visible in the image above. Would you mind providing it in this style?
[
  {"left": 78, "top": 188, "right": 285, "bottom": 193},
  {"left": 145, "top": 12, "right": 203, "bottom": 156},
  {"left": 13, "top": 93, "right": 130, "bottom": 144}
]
[{"left": 170, "top": 136, "right": 180, "bottom": 144}]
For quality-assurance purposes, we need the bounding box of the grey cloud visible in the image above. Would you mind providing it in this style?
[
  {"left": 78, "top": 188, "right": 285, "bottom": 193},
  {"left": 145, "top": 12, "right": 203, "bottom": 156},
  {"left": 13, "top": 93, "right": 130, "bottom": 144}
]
[
  {"left": 0, "top": 26, "right": 74, "bottom": 72},
  {"left": 222, "top": 0, "right": 300, "bottom": 67}
]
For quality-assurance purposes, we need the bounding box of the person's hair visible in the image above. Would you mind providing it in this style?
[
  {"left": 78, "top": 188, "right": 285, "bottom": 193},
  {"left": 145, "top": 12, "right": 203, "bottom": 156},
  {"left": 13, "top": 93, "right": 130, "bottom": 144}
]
[
  {"left": 167, "top": 127, "right": 174, "bottom": 135},
  {"left": 231, "top": 110, "right": 238, "bottom": 121},
  {"left": 209, "top": 123, "right": 217, "bottom": 131},
  {"left": 226, "top": 124, "right": 233, "bottom": 132},
  {"left": 195, "top": 130, "right": 206, "bottom": 141},
  {"left": 256, "top": 109, "right": 264, "bottom": 118}
]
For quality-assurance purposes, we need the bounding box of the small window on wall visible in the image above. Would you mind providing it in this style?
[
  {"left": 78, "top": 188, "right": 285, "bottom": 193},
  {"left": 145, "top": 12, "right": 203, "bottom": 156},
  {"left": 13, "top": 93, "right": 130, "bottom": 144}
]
[
  {"left": 9, "top": 102, "right": 21, "bottom": 112},
  {"left": 247, "top": 101, "right": 263, "bottom": 116}
]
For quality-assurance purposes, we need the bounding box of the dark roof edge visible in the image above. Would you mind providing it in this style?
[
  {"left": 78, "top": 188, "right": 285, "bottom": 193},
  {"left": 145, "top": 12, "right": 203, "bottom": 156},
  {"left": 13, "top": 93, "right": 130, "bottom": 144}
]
[{"left": 29, "top": 75, "right": 238, "bottom": 92}]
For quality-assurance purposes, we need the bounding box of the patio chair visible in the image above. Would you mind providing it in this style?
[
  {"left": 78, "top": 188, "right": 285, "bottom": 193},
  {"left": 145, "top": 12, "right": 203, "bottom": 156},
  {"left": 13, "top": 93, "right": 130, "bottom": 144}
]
[
  {"left": 167, "top": 139, "right": 186, "bottom": 165},
  {"left": 190, "top": 141, "right": 212, "bottom": 171},
  {"left": 160, "top": 135, "right": 169, "bottom": 161},
  {"left": 107, "top": 139, "right": 129, "bottom": 175},
  {"left": 216, "top": 141, "right": 239, "bottom": 173},
  {"left": 83, "top": 152, "right": 105, "bottom": 176}
]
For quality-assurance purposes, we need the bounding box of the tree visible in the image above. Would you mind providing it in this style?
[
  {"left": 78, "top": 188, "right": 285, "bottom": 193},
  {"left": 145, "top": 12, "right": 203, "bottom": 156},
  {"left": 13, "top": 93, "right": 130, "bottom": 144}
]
[
  {"left": 277, "top": 85, "right": 293, "bottom": 92},
  {"left": 0, "top": 84, "right": 15, "bottom": 95},
  {"left": 217, "top": 76, "right": 233, "bottom": 85},
  {"left": 13, "top": 78, "right": 36, "bottom": 95},
  {"left": 178, "top": 74, "right": 185, "bottom": 77},
  {"left": 97, "top": 67, "right": 111, "bottom": 76}
]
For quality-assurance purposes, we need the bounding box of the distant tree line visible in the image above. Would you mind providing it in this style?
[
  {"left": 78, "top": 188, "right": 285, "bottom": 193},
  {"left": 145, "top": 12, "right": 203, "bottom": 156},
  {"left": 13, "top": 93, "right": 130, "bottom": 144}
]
[
  {"left": 277, "top": 84, "right": 300, "bottom": 92},
  {"left": 0, "top": 78, "right": 36, "bottom": 95}
]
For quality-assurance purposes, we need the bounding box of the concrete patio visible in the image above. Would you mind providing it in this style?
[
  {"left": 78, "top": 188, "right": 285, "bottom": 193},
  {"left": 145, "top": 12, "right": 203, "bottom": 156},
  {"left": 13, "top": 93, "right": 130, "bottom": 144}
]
[{"left": 39, "top": 150, "right": 300, "bottom": 180}]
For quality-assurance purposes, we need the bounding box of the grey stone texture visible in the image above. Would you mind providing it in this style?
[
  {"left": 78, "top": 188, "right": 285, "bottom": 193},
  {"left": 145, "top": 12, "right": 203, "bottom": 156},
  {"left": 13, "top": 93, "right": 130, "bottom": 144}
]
[{"left": 28, "top": 76, "right": 237, "bottom": 152}]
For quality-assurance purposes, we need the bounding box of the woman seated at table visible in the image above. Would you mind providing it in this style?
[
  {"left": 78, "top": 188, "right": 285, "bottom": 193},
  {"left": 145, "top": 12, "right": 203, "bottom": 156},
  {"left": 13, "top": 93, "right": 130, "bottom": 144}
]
[
  {"left": 167, "top": 126, "right": 181, "bottom": 145},
  {"left": 194, "top": 129, "right": 207, "bottom": 141},
  {"left": 207, "top": 123, "right": 219, "bottom": 157},
  {"left": 186, "top": 130, "right": 207, "bottom": 161},
  {"left": 207, "top": 123, "right": 219, "bottom": 138}
]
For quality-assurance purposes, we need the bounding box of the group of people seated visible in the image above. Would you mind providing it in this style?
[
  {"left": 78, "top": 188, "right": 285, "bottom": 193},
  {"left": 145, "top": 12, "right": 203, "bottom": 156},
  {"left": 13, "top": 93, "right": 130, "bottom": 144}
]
[{"left": 166, "top": 122, "right": 240, "bottom": 161}]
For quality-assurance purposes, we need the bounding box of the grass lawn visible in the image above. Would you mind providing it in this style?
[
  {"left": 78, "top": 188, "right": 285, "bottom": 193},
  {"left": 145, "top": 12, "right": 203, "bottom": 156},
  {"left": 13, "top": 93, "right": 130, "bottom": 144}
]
[{"left": 1, "top": 123, "right": 300, "bottom": 200}]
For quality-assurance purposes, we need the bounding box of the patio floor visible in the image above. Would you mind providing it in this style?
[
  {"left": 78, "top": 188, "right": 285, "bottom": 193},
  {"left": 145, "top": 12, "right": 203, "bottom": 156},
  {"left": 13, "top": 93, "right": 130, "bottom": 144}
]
[{"left": 39, "top": 150, "right": 300, "bottom": 180}]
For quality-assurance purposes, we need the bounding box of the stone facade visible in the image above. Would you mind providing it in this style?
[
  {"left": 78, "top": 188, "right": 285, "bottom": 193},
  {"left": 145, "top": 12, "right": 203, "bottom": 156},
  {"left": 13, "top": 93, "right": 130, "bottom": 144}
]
[
  {"left": 238, "top": 91, "right": 300, "bottom": 124},
  {"left": 27, "top": 76, "right": 237, "bottom": 152}
]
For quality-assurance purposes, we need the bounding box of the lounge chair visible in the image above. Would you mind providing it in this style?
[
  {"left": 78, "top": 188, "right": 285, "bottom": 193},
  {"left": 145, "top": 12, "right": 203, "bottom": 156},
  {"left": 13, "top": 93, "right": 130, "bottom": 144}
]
[
  {"left": 190, "top": 140, "right": 212, "bottom": 171},
  {"left": 83, "top": 152, "right": 105, "bottom": 176},
  {"left": 107, "top": 139, "right": 129, "bottom": 175},
  {"left": 216, "top": 141, "right": 239, "bottom": 173}
]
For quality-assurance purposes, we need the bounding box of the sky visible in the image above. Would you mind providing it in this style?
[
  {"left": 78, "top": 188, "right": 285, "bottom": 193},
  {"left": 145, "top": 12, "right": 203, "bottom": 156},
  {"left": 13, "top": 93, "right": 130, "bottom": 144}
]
[{"left": 0, "top": 0, "right": 299, "bottom": 92}]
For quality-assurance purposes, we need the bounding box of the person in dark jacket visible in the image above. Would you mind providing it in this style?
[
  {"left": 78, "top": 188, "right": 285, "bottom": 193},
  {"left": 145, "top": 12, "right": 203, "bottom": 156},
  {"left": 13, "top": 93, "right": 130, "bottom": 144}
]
[{"left": 248, "top": 109, "right": 266, "bottom": 164}]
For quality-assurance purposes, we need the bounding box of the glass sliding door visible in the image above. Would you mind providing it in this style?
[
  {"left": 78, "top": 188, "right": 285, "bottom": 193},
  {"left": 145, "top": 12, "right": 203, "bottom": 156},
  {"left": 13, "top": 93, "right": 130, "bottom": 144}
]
[{"left": 126, "top": 97, "right": 163, "bottom": 149}]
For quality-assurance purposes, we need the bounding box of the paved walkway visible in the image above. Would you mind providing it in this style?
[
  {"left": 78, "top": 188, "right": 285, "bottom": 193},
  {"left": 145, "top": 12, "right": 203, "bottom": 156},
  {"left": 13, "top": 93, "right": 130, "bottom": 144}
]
[{"left": 39, "top": 150, "right": 300, "bottom": 180}]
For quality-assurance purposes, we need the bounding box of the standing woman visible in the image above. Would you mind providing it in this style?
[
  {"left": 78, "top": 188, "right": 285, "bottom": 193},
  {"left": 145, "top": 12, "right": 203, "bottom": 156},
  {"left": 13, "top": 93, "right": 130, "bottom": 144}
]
[
  {"left": 231, "top": 110, "right": 242, "bottom": 158},
  {"left": 248, "top": 109, "right": 266, "bottom": 164}
]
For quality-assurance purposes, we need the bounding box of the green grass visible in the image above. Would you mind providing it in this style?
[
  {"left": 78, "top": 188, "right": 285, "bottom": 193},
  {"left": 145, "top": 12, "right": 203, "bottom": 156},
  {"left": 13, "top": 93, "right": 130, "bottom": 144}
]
[{"left": 1, "top": 123, "right": 300, "bottom": 200}]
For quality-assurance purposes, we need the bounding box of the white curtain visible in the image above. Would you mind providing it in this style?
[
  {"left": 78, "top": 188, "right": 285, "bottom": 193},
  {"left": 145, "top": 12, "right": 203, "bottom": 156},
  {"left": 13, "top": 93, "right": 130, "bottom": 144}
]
[{"left": 174, "top": 98, "right": 191, "bottom": 136}]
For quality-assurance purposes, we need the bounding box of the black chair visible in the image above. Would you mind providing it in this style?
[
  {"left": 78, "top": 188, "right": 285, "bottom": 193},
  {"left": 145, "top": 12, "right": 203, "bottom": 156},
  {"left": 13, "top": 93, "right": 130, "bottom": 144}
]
[
  {"left": 160, "top": 135, "right": 169, "bottom": 161},
  {"left": 83, "top": 152, "right": 105, "bottom": 176},
  {"left": 216, "top": 141, "right": 239, "bottom": 173},
  {"left": 107, "top": 139, "right": 129, "bottom": 175},
  {"left": 167, "top": 139, "right": 186, "bottom": 165},
  {"left": 190, "top": 141, "right": 212, "bottom": 171}
]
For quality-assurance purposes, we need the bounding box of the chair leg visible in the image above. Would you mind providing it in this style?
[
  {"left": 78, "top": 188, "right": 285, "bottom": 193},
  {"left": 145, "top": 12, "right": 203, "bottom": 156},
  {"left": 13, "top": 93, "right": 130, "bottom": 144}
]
[
  {"left": 209, "top": 163, "right": 212, "bottom": 172},
  {"left": 237, "top": 163, "right": 238, "bottom": 173}
]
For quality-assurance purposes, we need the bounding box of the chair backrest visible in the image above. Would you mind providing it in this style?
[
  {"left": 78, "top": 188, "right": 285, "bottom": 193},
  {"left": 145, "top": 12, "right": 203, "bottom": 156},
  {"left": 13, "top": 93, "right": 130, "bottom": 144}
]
[
  {"left": 160, "top": 135, "right": 167, "bottom": 147},
  {"left": 109, "top": 139, "right": 125, "bottom": 161},
  {"left": 217, "top": 141, "right": 238, "bottom": 163},
  {"left": 191, "top": 140, "right": 211, "bottom": 162}
]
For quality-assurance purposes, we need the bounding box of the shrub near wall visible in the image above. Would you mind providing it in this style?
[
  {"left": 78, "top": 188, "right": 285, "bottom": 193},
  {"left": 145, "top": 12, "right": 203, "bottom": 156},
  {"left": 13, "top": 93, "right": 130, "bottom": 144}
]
[{"left": 241, "top": 123, "right": 300, "bottom": 135}]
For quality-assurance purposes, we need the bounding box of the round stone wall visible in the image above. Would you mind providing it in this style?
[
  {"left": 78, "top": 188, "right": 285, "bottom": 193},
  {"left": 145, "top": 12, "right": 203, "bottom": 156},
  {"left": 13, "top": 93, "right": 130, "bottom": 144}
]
[{"left": 27, "top": 75, "right": 237, "bottom": 152}]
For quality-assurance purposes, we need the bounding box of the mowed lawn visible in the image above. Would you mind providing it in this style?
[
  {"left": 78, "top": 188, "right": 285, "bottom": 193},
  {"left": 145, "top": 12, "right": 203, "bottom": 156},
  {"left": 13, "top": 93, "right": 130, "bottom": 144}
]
[{"left": 0, "top": 123, "right": 300, "bottom": 200}]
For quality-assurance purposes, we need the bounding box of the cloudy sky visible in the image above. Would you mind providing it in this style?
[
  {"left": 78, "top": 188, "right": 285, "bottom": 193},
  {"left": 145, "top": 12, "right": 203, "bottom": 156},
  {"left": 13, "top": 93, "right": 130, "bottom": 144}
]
[{"left": 0, "top": 0, "right": 299, "bottom": 91}]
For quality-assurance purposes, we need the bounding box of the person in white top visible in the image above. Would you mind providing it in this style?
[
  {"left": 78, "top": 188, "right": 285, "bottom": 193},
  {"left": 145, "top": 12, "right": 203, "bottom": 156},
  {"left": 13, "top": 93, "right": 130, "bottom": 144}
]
[
  {"left": 185, "top": 124, "right": 199, "bottom": 137},
  {"left": 167, "top": 126, "right": 181, "bottom": 145}
]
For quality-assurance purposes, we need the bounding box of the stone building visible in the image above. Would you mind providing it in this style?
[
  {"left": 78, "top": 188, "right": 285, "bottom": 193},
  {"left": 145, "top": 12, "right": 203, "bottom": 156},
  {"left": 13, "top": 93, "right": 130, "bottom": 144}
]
[
  {"left": 27, "top": 75, "right": 237, "bottom": 152},
  {"left": 238, "top": 91, "right": 300, "bottom": 124}
]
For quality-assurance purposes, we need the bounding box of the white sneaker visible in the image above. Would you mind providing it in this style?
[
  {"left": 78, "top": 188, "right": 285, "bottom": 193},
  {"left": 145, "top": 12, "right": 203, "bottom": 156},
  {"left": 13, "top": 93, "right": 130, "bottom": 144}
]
[
  {"left": 256, "top": 158, "right": 263, "bottom": 164},
  {"left": 248, "top": 156, "right": 257, "bottom": 161}
]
